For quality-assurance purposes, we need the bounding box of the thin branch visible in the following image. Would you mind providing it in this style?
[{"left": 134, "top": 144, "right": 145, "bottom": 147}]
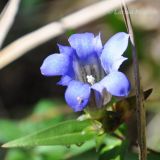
[
  {"left": 121, "top": 1, "right": 147, "bottom": 160},
  {"left": 0, "top": 0, "right": 135, "bottom": 69},
  {"left": 0, "top": 0, "right": 21, "bottom": 48}
]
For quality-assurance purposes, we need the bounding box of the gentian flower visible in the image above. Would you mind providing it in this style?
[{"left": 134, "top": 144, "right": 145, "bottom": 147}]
[{"left": 40, "top": 32, "right": 131, "bottom": 112}]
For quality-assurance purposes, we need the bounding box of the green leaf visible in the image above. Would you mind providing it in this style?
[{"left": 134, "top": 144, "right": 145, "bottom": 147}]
[
  {"left": 68, "top": 148, "right": 98, "bottom": 160},
  {"left": 2, "top": 119, "right": 96, "bottom": 148},
  {"left": 99, "top": 146, "right": 121, "bottom": 160},
  {"left": 0, "top": 120, "right": 23, "bottom": 142},
  {"left": 0, "top": 99, "right": 68, "bottom": 143},
  {"left": 148, "top": 152, "right": 160, "bottom": 160},
  {"left": 5, "top": 149, "right": 32, "bottom": 160}
]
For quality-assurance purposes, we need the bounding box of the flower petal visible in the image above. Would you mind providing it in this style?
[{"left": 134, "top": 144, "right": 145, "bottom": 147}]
[
  {"left": 94, "top": 90, "right": 103, "bottom": 108},
  {"left": 92, "top": 83, "right": 104, "bottom": 94},
  {"left": 68, "top": 33, "right": 95, "bottom": 61},
  {"left": 65, "top": 80, "right": 91, "bottom": 112},
  {"left": 57, "top": 75, "right": 72, "bottom": 86},
  {"left": 103, "top": 32, "right": 129, "bottom": 57},
  {"left": 94, "top": 33, "right": 103, "bottom": 56},
  {"left": 111, "top": 56, "right": 127, "bottom": 71},
  {"left": 100, "top": 32, "right": 129, "bottom": 72},
  {"left": 57, "top": 44, "right": 76, "bottom": 78},
  {"left": 99, "top": 71, "right": 131, "bottom": 97},
  {"left": 92, "top": 83, "right": 112, "bottom": 105},
  {"left": 58, "top": 44, "right": 75, "bottom": 57},
  {"left": 40, "top": 54, "right": 70, "bottom": 76}
]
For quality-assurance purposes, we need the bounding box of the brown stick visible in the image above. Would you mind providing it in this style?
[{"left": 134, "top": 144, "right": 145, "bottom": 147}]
[
  {"left": 121, "top": 1, "right": 147, "bottom": 160},
  {"left": 0, "top": 0, "right": 21, "bottom": 48},
  {"left": 0, "top": 0, "right": 135, "bottom": 69}
]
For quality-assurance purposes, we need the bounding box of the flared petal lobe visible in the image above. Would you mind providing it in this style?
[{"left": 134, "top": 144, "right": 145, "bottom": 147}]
[
  {"left": 40, "top": 54, "right": 71, "bottom": 76},
  {"left": 68, "top": 33, "right": 95, "bottom": 61},
  {"left": 94, "top": 33, "right": 103, "bottom": 56},
  {"left": 93, "top": 71, "right": 130, "bottom": 97},
  {"left": 57, "top": 75, "right": 72, "bottom": 86},
  {"left": 111, "top": 56, "right": 127, "bottom": 71},
  {"left": 100, "top": 32, "right": 129, "bottom": 72},
  {"left": 58, "top": 44, "right": 75, "bottom": 57},
  {"left": 65, "top": 81, "right": 91, "bottom": 112},
  {"left": 57, "top": 44, "right": 76, "bottom": 78}
]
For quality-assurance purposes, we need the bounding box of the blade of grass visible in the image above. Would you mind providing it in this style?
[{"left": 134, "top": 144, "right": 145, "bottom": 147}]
[{"left": 121, "top": 1, "right": 147, "bottom": 160}]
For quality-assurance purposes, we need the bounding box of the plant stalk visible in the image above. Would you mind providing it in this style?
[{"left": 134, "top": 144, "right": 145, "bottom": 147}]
[{"left": 121, "top": 1, "right": 147, "bottom": 160}]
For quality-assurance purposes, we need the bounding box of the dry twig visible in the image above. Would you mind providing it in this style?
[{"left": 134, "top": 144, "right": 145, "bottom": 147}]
[
  {"left": 0, "top": 0, "right": 21, "bottom": 48},
  {"left": 0, "top": 0, "right": 135, "bottom": 69},
  {"left": 121, "top": 0, "right": 147, "bottom": 160}
]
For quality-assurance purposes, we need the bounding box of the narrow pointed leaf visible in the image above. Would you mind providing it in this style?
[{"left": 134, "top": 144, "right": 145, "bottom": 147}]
[{"left": 2, "top": 119, "right": 96, "bottom": 148}]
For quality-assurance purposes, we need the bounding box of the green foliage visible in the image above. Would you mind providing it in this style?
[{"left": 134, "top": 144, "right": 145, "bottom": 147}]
[
  {"left": 1, "top": 97, "right": 160, "bottom": 160},
  {"left": 2, "top": 119, "right": 96, "bottom": 148},
  {"left": 0, "top": 99, "right": 64, "bottom": 142},
  {"left": 1, "top": 98, "right": 160, "bottom": 160},
  {"left": 0, "top": 120, "right": 22, "bottom": 142},
  {"left": 5, "top": 149, "right": 32, "bottom": 160}
]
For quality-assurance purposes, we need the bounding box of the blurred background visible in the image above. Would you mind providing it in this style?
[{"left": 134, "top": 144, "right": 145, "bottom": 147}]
[{"left": 0, "top": 0, "right": 160, "bottom": 159}]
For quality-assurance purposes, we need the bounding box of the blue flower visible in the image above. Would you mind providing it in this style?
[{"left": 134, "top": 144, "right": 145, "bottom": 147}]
[{"left": 40, "top": 32, "right": 131, "bottom": 112}]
